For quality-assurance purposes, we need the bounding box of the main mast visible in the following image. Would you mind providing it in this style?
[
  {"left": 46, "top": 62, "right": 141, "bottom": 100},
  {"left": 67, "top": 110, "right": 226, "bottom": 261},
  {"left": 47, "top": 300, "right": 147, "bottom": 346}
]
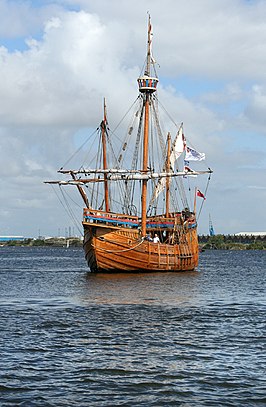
[
  {"left": 137, "top": 16, "right": 158, "bottom": 237},
  {"left": 101, "top": 98, "right": 110, "bottom": 212},
  {"left": 165, "top": 132, "right": 171, "bottom": 217}
]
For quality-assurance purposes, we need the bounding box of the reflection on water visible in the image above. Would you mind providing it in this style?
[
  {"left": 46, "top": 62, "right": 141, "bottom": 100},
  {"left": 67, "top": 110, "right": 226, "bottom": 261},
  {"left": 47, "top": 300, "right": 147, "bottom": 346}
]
[
  {"left": 0, "top": 247, "right": 265, "bottom": 406},
  {"left": 83, "top": 271, "right": 200, "bottom": 305}
]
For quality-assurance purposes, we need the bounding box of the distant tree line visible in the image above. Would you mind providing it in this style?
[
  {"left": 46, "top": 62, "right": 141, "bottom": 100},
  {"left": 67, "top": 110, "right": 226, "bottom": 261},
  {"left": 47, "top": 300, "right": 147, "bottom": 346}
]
[
  {"left": 2, "top": 235, "right": 266, "bottom": 250},
  {"left": 198, "top": 234, "right": 266, "bottom": 250},
  {"left": 2, "top": 237, "right": 83, "bottom": 247}
]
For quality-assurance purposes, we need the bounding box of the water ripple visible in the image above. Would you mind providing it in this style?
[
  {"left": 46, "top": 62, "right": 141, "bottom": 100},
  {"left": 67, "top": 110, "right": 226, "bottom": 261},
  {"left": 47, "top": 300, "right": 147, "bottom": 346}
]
[{"left": 0, "top": 247, "right": 265, "bottom": 406}]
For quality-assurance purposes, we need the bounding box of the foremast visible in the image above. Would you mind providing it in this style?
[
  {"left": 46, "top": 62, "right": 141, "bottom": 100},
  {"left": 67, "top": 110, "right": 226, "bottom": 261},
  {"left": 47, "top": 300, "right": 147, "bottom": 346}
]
[{"left": 138, "top": 15, "right": 158, "bottom": 237}]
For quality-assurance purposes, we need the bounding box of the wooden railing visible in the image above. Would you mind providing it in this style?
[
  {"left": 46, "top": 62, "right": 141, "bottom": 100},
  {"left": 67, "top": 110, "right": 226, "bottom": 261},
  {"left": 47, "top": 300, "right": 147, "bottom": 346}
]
[
  {"left": 83, "top": 209, "right": 197, "bottom": 231},
  {"left": 83, "top": 209, "right": 139, "bottom": 228}
]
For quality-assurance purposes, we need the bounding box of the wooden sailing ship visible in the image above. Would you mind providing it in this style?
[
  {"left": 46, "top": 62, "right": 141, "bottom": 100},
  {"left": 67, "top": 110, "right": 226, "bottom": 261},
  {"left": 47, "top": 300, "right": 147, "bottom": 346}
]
[{"left": 46, "top": 18, "right": 212, "bottom": 272}]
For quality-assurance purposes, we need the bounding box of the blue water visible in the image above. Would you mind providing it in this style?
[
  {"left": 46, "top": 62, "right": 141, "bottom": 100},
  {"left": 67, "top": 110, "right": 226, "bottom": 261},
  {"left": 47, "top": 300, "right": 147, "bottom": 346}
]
[{"left": 0, "top": 247, "right": 265, "bottom": 406}]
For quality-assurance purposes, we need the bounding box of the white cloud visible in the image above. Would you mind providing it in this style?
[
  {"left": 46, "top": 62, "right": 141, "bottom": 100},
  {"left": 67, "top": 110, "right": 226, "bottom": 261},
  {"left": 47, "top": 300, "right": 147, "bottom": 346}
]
[
  {"left": 0, "top": 10, "right": 138, "bottom": 126},
  {"left": 242, "top": 84, "right": 266, "bottom": 128},
  {"left": 65, "top": 0, "right": 266, "bottom": 80}
]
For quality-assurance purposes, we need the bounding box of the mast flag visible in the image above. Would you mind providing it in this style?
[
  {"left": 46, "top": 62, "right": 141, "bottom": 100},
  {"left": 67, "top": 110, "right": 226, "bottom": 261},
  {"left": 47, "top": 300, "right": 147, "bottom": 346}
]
[
  {"left": 149, "top": 19, "right": 156, "bottom": 64},
  {"left": 185, "top": 146, "right": 205, "bottom": 161},
  {"left": 197, "top": 189, "right": 206, "bottom": 200}
]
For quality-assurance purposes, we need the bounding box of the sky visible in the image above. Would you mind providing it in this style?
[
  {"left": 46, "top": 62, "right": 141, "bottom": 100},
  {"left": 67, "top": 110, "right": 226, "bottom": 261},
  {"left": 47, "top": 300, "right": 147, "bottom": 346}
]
[{"left": 0, "top": 0, "right": 266, "bottom": 237}]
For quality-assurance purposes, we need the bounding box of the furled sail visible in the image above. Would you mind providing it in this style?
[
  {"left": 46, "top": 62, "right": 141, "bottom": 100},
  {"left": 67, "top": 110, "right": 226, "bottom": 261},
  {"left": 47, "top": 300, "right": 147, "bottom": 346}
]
[{"left": 45, "top": 169, "right": 212, "bottom": 185}]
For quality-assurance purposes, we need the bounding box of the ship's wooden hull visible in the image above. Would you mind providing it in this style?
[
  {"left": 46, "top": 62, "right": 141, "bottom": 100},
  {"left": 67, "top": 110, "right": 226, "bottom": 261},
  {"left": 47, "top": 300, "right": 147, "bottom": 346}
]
[{"left": 83, "top": 222, "right": 198, "bottom": 272}]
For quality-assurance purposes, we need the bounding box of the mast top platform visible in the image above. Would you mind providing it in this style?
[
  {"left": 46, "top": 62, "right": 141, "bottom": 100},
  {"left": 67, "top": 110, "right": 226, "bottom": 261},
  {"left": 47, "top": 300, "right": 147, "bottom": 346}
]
[{"left": 137, "top": 75, "right": 158, "bottom": 93}]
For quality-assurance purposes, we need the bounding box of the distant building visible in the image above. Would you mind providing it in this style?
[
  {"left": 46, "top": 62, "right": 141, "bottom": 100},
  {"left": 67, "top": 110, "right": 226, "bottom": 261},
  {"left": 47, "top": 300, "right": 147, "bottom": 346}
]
[
  {"left": 235, "top": 232, "right": 266, "bottom": 237},
  {"left": 0, "top": 236, "right": 24, "bottom": 242}
]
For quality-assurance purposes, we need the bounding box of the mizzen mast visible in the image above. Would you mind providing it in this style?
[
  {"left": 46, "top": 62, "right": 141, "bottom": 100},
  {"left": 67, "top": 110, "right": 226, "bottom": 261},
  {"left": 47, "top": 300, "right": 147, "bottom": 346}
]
[{"left": 137, "top": 15, "right": 158, "bottom": 237}]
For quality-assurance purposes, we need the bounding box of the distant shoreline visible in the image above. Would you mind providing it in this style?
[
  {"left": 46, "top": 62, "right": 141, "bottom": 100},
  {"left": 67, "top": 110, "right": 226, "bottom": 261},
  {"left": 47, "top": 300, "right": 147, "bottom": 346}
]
[
  {"left": 1, "top": 235, "right": 265, "bottom": 250},
  {"left": 199, "top": 234, "right": 266, "bottom": 250},
  {"left": 0, "top": 237, "right": 83, "bottom": 248}
]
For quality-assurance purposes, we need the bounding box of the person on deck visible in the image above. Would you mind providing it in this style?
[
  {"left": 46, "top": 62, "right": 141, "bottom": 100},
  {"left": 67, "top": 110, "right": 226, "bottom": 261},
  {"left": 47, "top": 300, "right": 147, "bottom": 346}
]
[{"left": 153, "top": 234, "right": 160, "bottom": 243}]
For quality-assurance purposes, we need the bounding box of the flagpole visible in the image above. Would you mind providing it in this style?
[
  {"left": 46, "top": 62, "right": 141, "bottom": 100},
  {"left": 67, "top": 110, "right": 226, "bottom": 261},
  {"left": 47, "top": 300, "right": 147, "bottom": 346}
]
[{"left": 193, "top": 187, "right": 197, "bottom": 215}]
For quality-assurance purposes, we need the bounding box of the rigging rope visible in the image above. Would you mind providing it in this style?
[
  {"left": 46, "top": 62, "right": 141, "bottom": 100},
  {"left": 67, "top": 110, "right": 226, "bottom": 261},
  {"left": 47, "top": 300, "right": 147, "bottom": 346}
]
[
  {"left": 96, "top": 237, "right": 145, "bottom": 253},
  {"left": 197, "top": 173, "right": 212, "bottom": 220},
  {"left": 60, "top": 128, "right": 98, "bottom": 169},
  {"left": 51, "top": 185, "right": 83, "bottom": 235}
]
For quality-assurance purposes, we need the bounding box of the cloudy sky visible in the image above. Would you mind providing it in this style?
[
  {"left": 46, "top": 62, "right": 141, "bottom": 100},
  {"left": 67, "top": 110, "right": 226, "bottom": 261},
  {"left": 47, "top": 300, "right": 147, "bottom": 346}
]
[{"left": 0, "top": 0, "right": 265, "bottom": 237}]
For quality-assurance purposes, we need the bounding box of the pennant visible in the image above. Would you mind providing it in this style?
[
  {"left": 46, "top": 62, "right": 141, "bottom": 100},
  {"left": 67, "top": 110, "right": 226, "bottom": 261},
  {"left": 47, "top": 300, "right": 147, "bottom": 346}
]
[
  {"left": 184, "top": 166, "right": 194, "bottom": 173},
  {"left": 184, "top": 166, "right": 197, "bottom": 177},
  {"left": 197, "top": 189, "right": 206, "bottom": 200},
  {"left": 149, "top": 20, "right": 156, "bottom": 64},
  {"left": 185, "top": 146, "right": 205, "bottom": 161}
]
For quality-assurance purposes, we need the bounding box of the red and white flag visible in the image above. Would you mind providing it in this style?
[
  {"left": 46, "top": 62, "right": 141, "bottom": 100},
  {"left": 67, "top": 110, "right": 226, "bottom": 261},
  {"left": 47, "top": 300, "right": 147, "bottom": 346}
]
[{"left": 197, "top": 189, "right": 206, "bottom": 200}]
